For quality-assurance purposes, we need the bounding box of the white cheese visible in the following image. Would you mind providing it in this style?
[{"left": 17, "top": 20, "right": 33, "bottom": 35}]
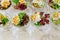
[
  {"left": 32, "top": 0, "right": 40, "bottom": 3},
  {"left": 32, "top": 0, "right": 43, "bottom": 6},
  {"left": 36, "top": 14, "right": 41, "bottom": 21},
  {"left": 34, "top": 13, "right": 41, "bottom": 23}
]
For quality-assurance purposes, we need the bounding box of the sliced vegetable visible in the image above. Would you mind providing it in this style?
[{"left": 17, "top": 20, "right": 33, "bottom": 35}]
[
  {"left": 18, "top": 12, "right": 25, "bottom": 20},
  {"left": 13, "top": 12, "right": 29, "bottom": 26},
  {"left": 2, "top": 18, "right": 9, "bottom": 25},
  {"left": 31, "top": 12, "right": 50, "bottom": 26},
  {"left": 53, "top": 3, "right": 60, "bottom": 9},
  {"left": 32, "top": 0, "right": 44, "bottom": 8},
  {"left": 13, "top": 0, "right": 19, "bottom": 4},
  {"left": 34, "top": 22, "right": 42, "bottom": 26},
  {"left": 49, "top": 0, "right": 60, "bottom": 9}
]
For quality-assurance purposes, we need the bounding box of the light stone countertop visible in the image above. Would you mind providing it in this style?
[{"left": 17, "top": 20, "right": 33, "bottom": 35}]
[{"left": 0, "top": 0, "right": 60, "bottom": 40}]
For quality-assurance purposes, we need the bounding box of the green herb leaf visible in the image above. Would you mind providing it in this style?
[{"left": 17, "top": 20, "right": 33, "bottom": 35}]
[
  {"left": 34, "top": 22, "right": 42, "bottom": 26},
  {"left": 2, "top": 18, "right": 9, "bottom": 25},
  {"left": 18, "top": 12, "right": 26, "bottom": 25},
  {"left": 24, "top": 2, "right": 28, "bottom": 6},
  {"left": 13, "top": 0, "right": 19, "bottom": 4},
  {"left": 52, "top": 3, "right": 60, "bottom": 9},
  {"left": 53, "top": 19, "right": 60, "bottom": 25},
  {"left": 18, "top": 12, "right": 25, "bottom": 20}
]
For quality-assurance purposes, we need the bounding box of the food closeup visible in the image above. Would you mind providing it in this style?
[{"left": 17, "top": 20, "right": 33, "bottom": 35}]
[
  {"left": 13, "top": 12, "right": 29, "bottom": 26},
  {"left": 13, "top": 0, "right": 27, "bottom": 10},
  {"left": 48, "top": 0, "right": 60, "bottom": 9},
  {"left": 51, "top": 12, "right": 60, "bottom": 25},
  {"left": 0, "top": 0, "right": 11, "bottom": 10},
  {"left": 32, "top": 0, "right": 44, "bottom": 8},
  {"left": 31, "top": 12, "right": 50, "bottom": 26},
  {"left": 0, "top": 13, "right": 9, "bottom": 25}
]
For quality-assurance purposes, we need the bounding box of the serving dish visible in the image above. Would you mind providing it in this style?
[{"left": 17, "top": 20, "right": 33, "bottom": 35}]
[{"left": 0, "top": 0, "right": 11, "bottom": 10}]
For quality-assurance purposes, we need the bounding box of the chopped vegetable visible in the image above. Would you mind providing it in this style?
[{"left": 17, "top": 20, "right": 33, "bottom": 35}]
[
  {"left": 13, "top": 12, "right": 29, "bottom": 26},
  {"left": 13, "top": 0, "right": 27, "bottom": 10},
  {"left": 49, "top": 0, "right": 60, "bottom": 9},
  {"left": 34, "top": 22, "right": 42, "bottom": 26},
  {"left": 32, "top": 0, "right": 44, "bottom": 8},
  {"left": 18, "top": 12, "right": 25, "bottom": 21},
  {"left": 51, "top": 12, "right": 60, "bottom": 25},
  {"left": 13, "top": 0, "right": 19, "bottom": 4},
  {"left": 2, "top": 18, "right": 9, "bottom": 25},
  {"left": 13, "top": 15, "right": 20, "bottom": 25},
  {"left": 31, "top": 12, "right": 50, "bottom": 26}
]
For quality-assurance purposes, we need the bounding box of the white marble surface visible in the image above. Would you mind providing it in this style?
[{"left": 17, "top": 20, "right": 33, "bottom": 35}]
[{"left": 0, "top": 0, "right": 60, "bottom": 40}]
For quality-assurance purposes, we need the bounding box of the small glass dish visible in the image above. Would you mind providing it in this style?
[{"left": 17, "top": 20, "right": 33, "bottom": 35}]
[
  {"left": 11, "top": 11, "right": 30, "bottom": 29},
  {"left": 30, "top": 11, "right": 51, "bottom": 31},
  {"left": 12, "top": 0, "right": 29, "bottom": 11},
  {"left": 48, "top": 0, "right": 60, "bottom": 9},
  {"left": 0, "top": 0, "right": 11, "bottom": 10},
  {"left": 51, "top": 11, "right": 60, "bottom": 25},
  {"left": 30, "top": 0, "right": 45, "bottom": 9},
  {"left": 0, "top": 11, "right": 10, "bottom": 31}
]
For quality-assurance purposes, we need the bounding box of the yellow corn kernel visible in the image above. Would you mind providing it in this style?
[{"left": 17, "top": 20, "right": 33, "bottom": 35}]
[
  {"left": 36, "top": 0, "right": 40, "bottom": 2},
  {"left": 2, "top": 1, "right": 10, "bottom": 8},
  {"left": 58, "top": 0, "right": 60, "bottom": 4},
  {"left": 34, "top": 4, "right": 38, "bottom": 7},
  {"left": 4, "top": 0, "right": 9, "bottom": 1},
  {"left": 3, "top": 16, "right": 7, "bottom": 18},
  {"left": 0, "top": 14, "right": 2, "bottom": 19},
  {"left": 0, "top": 14, "right": 4, "bottom": 19},
  {"left": 53, "top": 12, "right": 59, "bottom": 18},
  {"left": 13, "top": 16, "right": 20, "bottom": 25},
  {"left": 19, "top": 0, "right": 25, "bottom": 3},
  {"left": 31, "top": 13, "right": 38, "bottom": 21}
]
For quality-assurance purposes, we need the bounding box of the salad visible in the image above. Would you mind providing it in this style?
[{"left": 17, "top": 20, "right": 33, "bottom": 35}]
[
  {"left": 13, "top": 12, "right": 29, "bottom": 26},
  {"left": 13, "top": 0, "right": 28, "bottom": 10},
  {"left": 32, "top": 0, "right": 44, "bottom": 8},
  {"left": 48, "top": 0, "right": 60, "bottom": 9},
  {"left": 51, "top": 12, "right": 60, "bottom": 25},
  {"left": 0, "top": 13, "right": 9, "bottom": 25},
  {"left": 31, "top": 12, "right": 50, "bottom": 26},
  {"left": 0, "top": 0, "right": 11, "bottom": 10}
]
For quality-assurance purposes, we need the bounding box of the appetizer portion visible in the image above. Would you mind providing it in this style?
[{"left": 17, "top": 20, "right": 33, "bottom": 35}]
[
  {"left": 32, "top": 0, "right": 44, "bottom": 8},
  {"left": 13, "top": 0, "right": 27, "bottom": 10},
  {"left": 13, "top": 12, "right": 29, "bottom": 26},
  {"left": 51, "top": 12, "right": 60, "bottom": 25},
  {"left": 0, "top": 0, "right": 11, "bottom": 10},
  {"left": 31, "top": 12, "right": 50, "bottom": 26},
  {"left": 0, "top": 13, "right": 9, "bottom": 25},
  {"left": 49, "top": 0, "right": 60, "bottom": 9}
]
